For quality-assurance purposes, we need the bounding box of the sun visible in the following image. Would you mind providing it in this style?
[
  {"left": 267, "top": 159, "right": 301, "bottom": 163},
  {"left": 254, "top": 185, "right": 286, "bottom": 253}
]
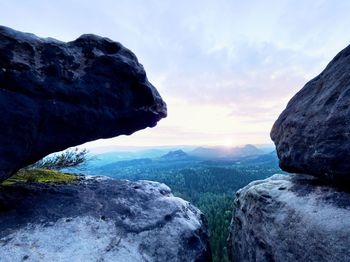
[{"left": 222, "top": 138, "right": 234, "bottom": 148}]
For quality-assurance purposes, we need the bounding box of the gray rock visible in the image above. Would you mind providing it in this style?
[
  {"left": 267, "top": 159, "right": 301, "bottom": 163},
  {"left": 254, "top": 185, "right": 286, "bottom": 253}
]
[
  {"left": 0, "top": 177, "right": 211, "bottom": 262},
  {"left": 271, "top": 44, "right": 350, "bottom": 183},
  {"left": 0, "top": 25, "right": 166, "bottom": 182},
  {"left": 228, "top": 174, "right": 350, "bottom": 262}
]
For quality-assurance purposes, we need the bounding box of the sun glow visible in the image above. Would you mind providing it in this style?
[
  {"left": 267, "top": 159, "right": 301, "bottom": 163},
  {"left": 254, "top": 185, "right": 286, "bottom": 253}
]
[{"left": 222, "top": 138, "right": 234, "bottom": 147}]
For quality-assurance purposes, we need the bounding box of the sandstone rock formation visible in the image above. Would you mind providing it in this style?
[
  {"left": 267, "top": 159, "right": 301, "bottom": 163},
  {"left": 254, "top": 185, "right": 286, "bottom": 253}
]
[
  {"left": 0, "top": 25, "right": 166, "bottom": 181},
  {"left": 229, "top": 45, "right": 350, "bottom": 262},
  {"left": 228, "top": 174, "right": 350, "bottom": 262},
  {"left": 0, "top": 176, "right": 211, "bottom": 261},
  {"left": 271, "top": 44, "right": 350, "bottom": 183}
]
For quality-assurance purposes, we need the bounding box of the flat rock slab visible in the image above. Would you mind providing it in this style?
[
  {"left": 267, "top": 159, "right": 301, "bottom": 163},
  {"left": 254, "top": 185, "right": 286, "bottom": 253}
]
[
  {"left": 271, "top": 44, "right": 350, "bottom": 183},
  {"left": 0, "top": 25, "right": 166, "bottom": 181},
  {"left": 0, "top": 177, "right": 211, "bottom": 262},
  {"left": 228, "top": 174, "right": 350, "bottom": 262}
]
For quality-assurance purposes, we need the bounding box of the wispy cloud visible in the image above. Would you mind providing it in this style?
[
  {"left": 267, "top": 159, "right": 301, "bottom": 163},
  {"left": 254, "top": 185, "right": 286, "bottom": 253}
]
[{"left": 2, "top": 0, "right": 350, "bottom": 147}]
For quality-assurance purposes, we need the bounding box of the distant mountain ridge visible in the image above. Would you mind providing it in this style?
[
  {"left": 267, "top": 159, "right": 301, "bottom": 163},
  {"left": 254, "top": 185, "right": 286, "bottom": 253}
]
[
  {"left": 85, "top": 144, "right": 270, "bottom": 170},
  {"left": 160, "top": 150, "right": 190, "bottom": 160},
  {"left": 190, "top": 144, "right": 263, "bottom": 159}
]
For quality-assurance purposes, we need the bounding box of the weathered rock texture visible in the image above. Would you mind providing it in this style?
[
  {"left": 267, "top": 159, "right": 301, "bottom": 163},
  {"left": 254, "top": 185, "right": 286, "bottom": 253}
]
[
  {"left": 271, "top": 45, "right": 350, "bottom": 182},
  {"left": 228, "top": 174, "right": 350, "bottom": 262},
  {"left": 0, "top": 177, "right": 211, "bottom": 262},
  {"left": 0, "top": 26, "right": 166, "bottom": 181}
]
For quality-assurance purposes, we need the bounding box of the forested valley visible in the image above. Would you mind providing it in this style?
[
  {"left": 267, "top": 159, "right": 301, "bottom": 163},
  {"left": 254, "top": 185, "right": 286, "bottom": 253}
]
[{"left": 86, "top": 149, "right": 283, "bottom": 261}]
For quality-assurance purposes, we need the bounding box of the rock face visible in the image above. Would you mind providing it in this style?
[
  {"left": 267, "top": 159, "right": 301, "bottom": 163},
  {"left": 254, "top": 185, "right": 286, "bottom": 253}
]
[
  {"left": 229, "top": 45, "right": 350, "bottom": 262},
  {"left": 228, "top": 174, "right": 350, "bottom": 262},
  {"left": 0, "top": 26, "right": 166, "bottom": 181},
  {"left": 0, "top": 177, "right": 211, "bottom": 261},
  {"left": 271, "top": 44, "right": 350, "bottom": 183}
]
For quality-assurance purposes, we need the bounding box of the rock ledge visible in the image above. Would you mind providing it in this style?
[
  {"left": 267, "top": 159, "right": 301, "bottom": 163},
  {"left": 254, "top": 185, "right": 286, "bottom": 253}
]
[
  {"left": 0, "top": 176, "right": 211, "bottom": 262},
  {"left": 228, "top": 174, "right": 350, "bottom": 262}
]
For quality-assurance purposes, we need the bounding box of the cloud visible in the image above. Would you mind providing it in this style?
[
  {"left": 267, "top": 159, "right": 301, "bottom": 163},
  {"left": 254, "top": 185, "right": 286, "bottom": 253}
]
[
  {"left": 2, "top": 0, "right": 350, "bottom": 147},
  {"left": 158, "top": 40, "right": 325, "bottom": 133}
]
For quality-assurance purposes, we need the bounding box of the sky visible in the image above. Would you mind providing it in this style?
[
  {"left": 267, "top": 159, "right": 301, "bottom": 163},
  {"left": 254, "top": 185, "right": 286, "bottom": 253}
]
[{"left": 2, "top": 0, "right": 350, "bottom": 149}]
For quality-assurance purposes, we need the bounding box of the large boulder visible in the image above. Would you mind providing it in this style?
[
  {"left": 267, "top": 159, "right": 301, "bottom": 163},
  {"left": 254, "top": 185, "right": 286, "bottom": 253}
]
[
  {"left": 0, "top": 26, "right": 166, "bottom": 181},
  {"left": 228, "top": 174, "right": 350, "bottom": 262},
  {"left": 0, "top": 176, "right": 211, "bottom": 261},
  {"left": 271, "top": 45, "right": 350, "bottom": 183}
]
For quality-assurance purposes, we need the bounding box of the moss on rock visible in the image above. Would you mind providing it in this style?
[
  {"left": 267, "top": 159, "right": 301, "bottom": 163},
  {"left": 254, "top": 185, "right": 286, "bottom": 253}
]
[{"left": 1, "top": 168, "right": 78, "bottom": 185}]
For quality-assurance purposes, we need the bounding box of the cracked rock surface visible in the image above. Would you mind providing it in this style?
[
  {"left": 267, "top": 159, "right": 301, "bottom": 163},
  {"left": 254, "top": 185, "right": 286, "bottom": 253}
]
[{"left": 0, "top": 176, "right": 211, "bottom": 262}]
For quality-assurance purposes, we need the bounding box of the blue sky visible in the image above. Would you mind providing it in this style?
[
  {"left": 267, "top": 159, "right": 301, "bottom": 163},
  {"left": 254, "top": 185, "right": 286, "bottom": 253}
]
[{"left": 2, "top": 0, "right": 350, "bottom": 148}]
